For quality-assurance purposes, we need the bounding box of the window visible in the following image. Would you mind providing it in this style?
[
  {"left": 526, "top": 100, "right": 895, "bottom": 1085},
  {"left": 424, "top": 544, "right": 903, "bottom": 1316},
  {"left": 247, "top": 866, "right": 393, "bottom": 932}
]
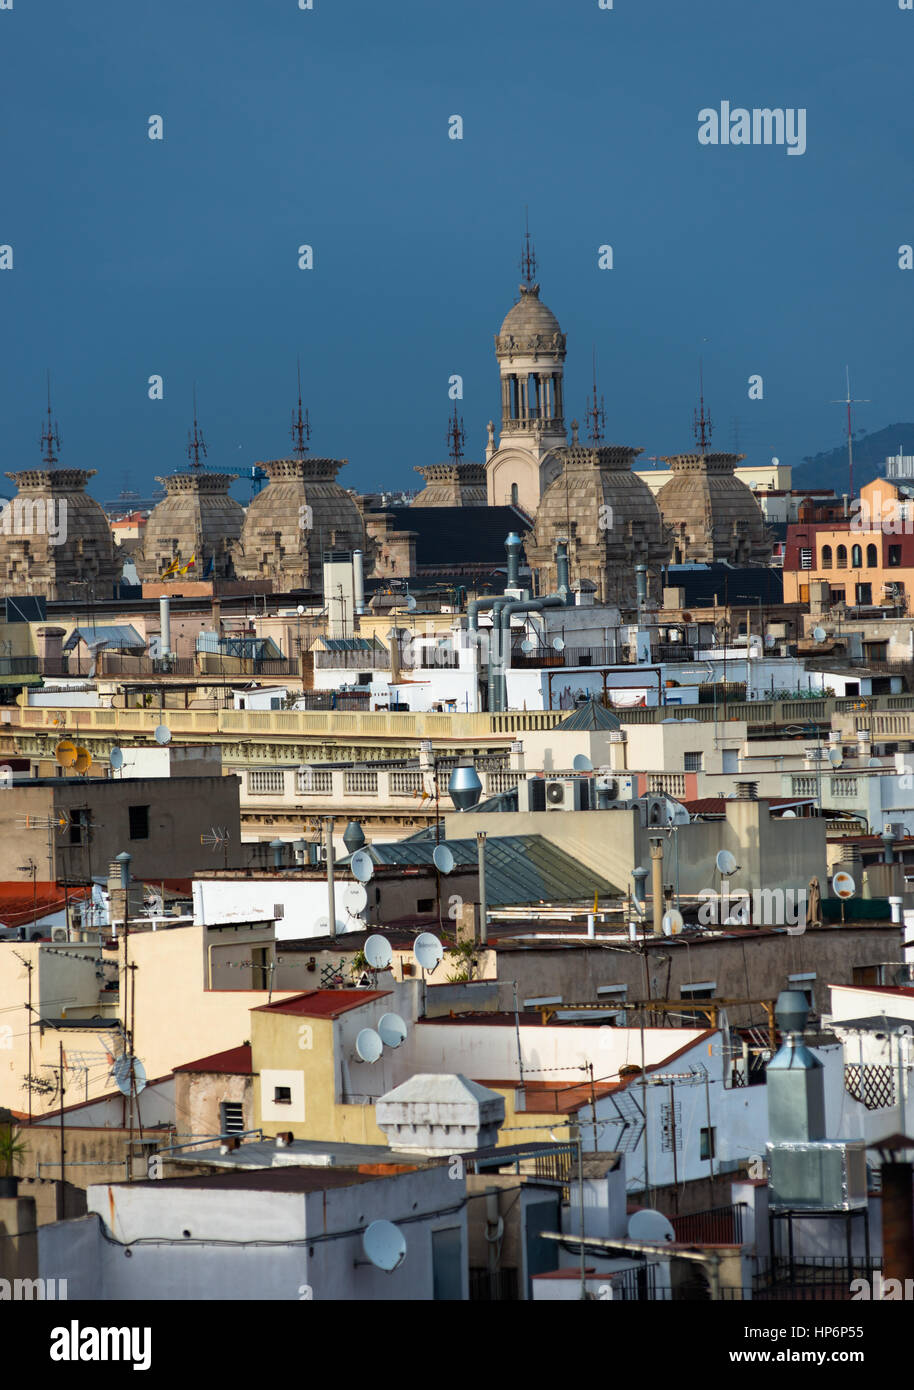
[
  {"left": 128, "top": 805, "right": 149, "bottom": 840},
  {"left": 511, "top": 483, "right": 519, "bottom": 507},
  {"left": 799, "top": 548, "right": 813, "bottom": 570},
  {"left": 68, "top": 809, "right": 90, "bottom": 845},
  {"left": 855, "top": 583, "right": 872, "bottom": 606},
  {"left": 700, "top": 1127, "right": 716, "bottom": 1161},
  {"left": 722, "top": 749, "right": 738, "bottom": 774},
  {"left": 851, "top": 544, "right": 862, "bottom": 568},
  {"left": 252, "top": 947, "right": 271, "bottom": 990},
  {"left": 889, "top": 545, "right": 902, "bottom": 567},
  {"left": 684, "top": 751, "right": 703, "bottom": 772},
  {"left": 524, "top": 995, "right": 562, "bottom": 1007},
  {"left": 821, "top": 545, "right": 832, "bottom": 570},
  {"left": 220, "top": 1101, "right": 244, "bottom": 1135},
  {"left": 597, "top": 983, "right": 627, "bottom": 1024},
  {"left": 836, "top": 545, "right": 847, "bottom": 569},
  {"left": 866, "top": 544, "right": 878, "bottom": 567},
  {"left": 681, "top": 981, "right": 716, "bottom": 1000},
  {"left": 788, "top": 972, "right": 816, "bottom": 1009},
  {"left": 273, "top": 1086, "right": 292, "bottom": 1106},
  {"left": 416, "top": 897, "right": 435, "bottom": 913}
]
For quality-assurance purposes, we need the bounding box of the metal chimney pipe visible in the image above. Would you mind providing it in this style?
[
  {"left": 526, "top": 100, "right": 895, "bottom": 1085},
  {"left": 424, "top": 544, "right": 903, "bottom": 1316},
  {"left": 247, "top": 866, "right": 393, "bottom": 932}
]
[
  {"left": 586, "top": 913, "right": 595, "bottom": 939},
  {"left": 635, "top": 565, "right": 647, "bottom": 611},
  {"left": 477, "top": 831, "right": 488, "bottom": 946},
  {"left": 159, "top": 596, "right": 171, "bottom": 658},
  {"left": 353, "top": 549, "right": 365, "bottom": 616},
  {"left": 269, "top": 839, "right": 285, "bottom": 869},
  {"left": 325, "top": 817, "right": 337, "bottom": 938},
  {"left": 650, "top": 840, "right": 664, "bottom": 937},
  {"left": 555, "top": 539, "right": 570, "bottom": 599},
  {"left": 505, "top": 532, "right": 521, "bottom": 589}
]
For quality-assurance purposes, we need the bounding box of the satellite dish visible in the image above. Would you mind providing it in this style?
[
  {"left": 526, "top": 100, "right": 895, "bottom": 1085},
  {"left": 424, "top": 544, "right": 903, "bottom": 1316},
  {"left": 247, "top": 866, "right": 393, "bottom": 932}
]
[
  {"left": 771, "top": 456, "right": 780, "bottom": 466},
  {"left": 432, "top": 844, "right": 455, "bottom": 875},
  {"left": 112, "top": 1054, "right": 147, "bottom": 1096},
  {"left": 55, "top": 739, "right": 77, "bottom": 768},
  {"left": 716, "top": 849, "right": 738, "bottom": 876},
  {"left": 109, "top": 747, "right": 124, "bottom": 770},
  {"left": 781, "top": 809, "right": 797, "bottom": 819},
  {"left": 362, "top": 1219, "right": 407, "bottom": 1272},
  {"left": 413, "top": 932, "right": 443, "bottom": 971},
  {"left": 74, "top": 746, "right": 92, "bottom": 775},
  {"left": 572, "top": 754, "right": 593, "bottom": 772},
  {"left": 520, "top": 638, "right": 534, "bottom": 654},
  {"left": 827, "top": 747, "right": 844, "bottom": 767},
  {"left": 812, "top": 627, "right": 827, "bottom": 644},
  {"left": 833, "top": 871, "right": 856, "bottom": 900},
  {"left": 364, "top": 934, "right": 392, "bottom": 969},
  {"left": 868, "top": 757, "right": 881, "bottom": 768},
  {"left": 377, "top": 1012, "right": 408, "bottom": 1048},
  {"left": 662, "top": 909, "right": 684, "bottom": 936},
  {"left": 344, "top": 883, "right": 368, "bottom": 916},
  {"left": 354, "top": 1028, "right": 383, "bottom": 1063},
  {"left": 154, "top": 724, "right": 172, "bottom": 745},
  {"left": 552, "top": 637, "right": 565, "bottom": 652},
  {"left": 627, "top": 1209, "right": 676, "bottom": 1243},
  {"left": 350, "top": 850, "right": 374, "bottom": 883},
  {"left": 405, "top": 594, "right": 417, "bottom": 611}
]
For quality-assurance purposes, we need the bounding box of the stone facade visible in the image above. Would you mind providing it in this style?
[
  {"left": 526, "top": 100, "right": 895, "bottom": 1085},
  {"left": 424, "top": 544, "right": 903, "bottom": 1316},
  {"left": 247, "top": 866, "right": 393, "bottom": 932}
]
[
  {"left": 0, "top": 469, "right": 121, "bottom": 600},
  {"left": 657, "top": 452, "right": 773, "bottom": 565},
  {"left": 233, "top": 458, "right": 364, "bottom": 593},
  {"left": 411, "top": 462, "right": 487, "bottom": 508},
  {"left": 525, "top": 444, "right": 670, "bottom": 606},
  {"left": 135, "top": 472, "right": 245, "bottom": 581}
]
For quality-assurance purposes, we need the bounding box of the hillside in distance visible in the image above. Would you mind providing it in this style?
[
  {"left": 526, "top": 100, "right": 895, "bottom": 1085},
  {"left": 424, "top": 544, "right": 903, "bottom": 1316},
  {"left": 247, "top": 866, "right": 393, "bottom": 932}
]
[{"left": 792, "top": 423, "right": 914, "bottom": 492}]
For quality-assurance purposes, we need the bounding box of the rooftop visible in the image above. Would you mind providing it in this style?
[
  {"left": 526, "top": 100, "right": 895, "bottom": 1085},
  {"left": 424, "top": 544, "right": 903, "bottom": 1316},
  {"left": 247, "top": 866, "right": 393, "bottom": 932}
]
[
  {"left": 251, "top": 989, "right": 391, "bottom": 1019},
  {"left": 173, "top": 1044, "right": 253, "bottom": 1076}
]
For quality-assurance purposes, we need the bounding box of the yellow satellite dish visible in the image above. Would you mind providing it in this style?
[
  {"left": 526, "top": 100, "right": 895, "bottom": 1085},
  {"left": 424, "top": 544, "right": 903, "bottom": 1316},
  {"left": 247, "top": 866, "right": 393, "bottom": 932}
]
[
  {"left": 74, "top": 746, "right": 92, "bottom": 775},
  {"left": 55, "top": 739, "right": 77, "bottom": 768}
]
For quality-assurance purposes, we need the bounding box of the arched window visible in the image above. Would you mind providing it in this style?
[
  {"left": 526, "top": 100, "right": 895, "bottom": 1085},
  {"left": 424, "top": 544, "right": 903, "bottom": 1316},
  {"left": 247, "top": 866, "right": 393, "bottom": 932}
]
[
  {"left": 867, "top": 543, "right": 878, "bottom": 567},
  {"left": 527, "top": 373, "right": 539, "bottom": 419},
  {"left": 836, "top": 545, "right": 847, "bottom": 569},
  {"left": 851, "top": 544, "right": 862, "bottom": 568},
  {"left": 510, "top": 482, "right": 519, "bottom": 507},
  {"left": 821, "top": 545, "right": 832, "bottom": 570}
]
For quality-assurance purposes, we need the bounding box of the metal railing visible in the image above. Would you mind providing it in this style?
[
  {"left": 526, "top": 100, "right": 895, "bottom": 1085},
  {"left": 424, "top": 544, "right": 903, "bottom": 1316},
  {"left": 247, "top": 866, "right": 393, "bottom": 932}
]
[{"left": 671, "top": 1202, "right": 746, "bottom": 1246}]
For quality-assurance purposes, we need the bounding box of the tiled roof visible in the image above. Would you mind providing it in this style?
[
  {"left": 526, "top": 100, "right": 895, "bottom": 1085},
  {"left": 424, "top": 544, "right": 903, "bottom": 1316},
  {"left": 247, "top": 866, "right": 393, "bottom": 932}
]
[
  {"left": 251, "top": 989, "right": 391, "bottom": 1019},
  {"left": 173, "top": 1044, "right": 253, "bottom": 1076}
]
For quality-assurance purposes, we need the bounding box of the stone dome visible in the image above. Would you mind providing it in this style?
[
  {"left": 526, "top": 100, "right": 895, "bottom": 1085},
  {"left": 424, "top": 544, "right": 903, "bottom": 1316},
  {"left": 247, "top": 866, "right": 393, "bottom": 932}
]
[
  {"left": 496, "top": 284, "right": 566, "bottom": 360},
  {"left": 135, "top": 471, "right": 245, "bottom": 581},
  {"left": 233, "top": 457, "right": 363, "bottom": 594},
  {"left": 525, "top": 444, "right": 670, "bottom": 607},
  {"left": 656, "top": 452, "right": 773, "bottom": 565},
  {"left": 0, "top": 468, "right": 121, "bottom": 600}
]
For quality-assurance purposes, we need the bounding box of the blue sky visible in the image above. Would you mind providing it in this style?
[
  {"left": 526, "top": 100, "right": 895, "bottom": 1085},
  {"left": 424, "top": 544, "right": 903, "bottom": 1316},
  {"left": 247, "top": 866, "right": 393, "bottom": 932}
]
[{"left": 1, "top": 0, "right": 911, "bottom": 501}]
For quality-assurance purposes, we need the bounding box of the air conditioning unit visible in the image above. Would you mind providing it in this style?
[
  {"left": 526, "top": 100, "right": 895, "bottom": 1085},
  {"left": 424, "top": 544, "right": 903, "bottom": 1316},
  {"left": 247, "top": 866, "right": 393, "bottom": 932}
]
[
  {"left": 544, "top": 778, "right": 591, "bottom": 811},
  {"left": 608, "top": 731, "right": 627, "bottom": 744},
  {"left": 884, "top": 822, "right": 905, "bottom": 839},
  {"left": 597, "top": 772, "right": 635, "bottom": 805},
  {"left": 51, "top": 926, "right": 69, "bottom": 943},
  {"left": 641, "top": 794, "right": 670, "bottom": 828}
]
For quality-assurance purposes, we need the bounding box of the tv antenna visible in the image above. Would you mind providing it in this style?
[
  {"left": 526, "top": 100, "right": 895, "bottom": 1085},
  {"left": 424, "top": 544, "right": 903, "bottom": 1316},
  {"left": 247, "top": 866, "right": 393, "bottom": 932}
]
[
  {"left": 40, "top": 370, "right": 61, "bottom": 466},
  {"left": 200, "top": 825, "right": 231, "bottom": 868},
  {"left": 187, "top": 386, "right": 207, "bottom": 470},
  {"left": 446, "top": 405, "right": 465, "bottom": 465},
  {"left": 291, "top": 357, "right": 311, "bottom": 460},
  {"left": 693, "top": 361, "right": 712, "bottom": 456},
  {"left": 831, "top": 366, "right": 869, "bottom": 502},
  {"left": 519, "top": 206, "right": 537, "bottom": 286},
  {"left": 586, "top": 348, "right": 605, "bottom": 445}
]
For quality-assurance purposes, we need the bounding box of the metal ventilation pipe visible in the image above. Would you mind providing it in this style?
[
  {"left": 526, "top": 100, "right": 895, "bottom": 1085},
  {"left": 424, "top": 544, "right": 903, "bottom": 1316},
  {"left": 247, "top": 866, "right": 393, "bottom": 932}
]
[
  {"left": 555, "top": 539, "right": 570, "bottom": 599},
  {"left": 650, "top": 839, "right": 665, "bottom": 937},
  {"left": 269, "top": 839, "right": 285, "bottom": 869},
  {"left": 505, "top": 532, "right": 522, "bottom": 589},
  {"left": 635, "top": 565, "right": 647, "bottom": 610},
  {"left": 735, "top": 781, "right": 759, "bottom": 800},
  {"left": 477, "top": 831, "right": 488, "bottom": 946},
  {"left": 352, "top": 550, "right": 365, "bottom": 615},
  {"left": 159, "top": 596, "right": 171, "bottom": 658}
]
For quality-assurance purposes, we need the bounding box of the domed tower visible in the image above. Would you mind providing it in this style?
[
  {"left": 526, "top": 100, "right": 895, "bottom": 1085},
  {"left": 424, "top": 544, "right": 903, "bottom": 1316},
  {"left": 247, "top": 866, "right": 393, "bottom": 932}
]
[
  {"left": 0, "top": 384, "right": 121, "bottom": 600},
  {"left": 656, "top": 391, "right": 773, "bottom": 565},
  {"left": 135, "top": 405, "right": 245, "bottom": 582},
  {"left": 233, "top": 386, "right": 362, "bottom": 593},
  {"left": 412, "top": 407, "right": 487, "bottom": 507},
  {"left": 485, "top": 229, "right": 568, "bottom": 515},
  {"left": 526, "top": 441, "right": 670, "bottom": 607}
]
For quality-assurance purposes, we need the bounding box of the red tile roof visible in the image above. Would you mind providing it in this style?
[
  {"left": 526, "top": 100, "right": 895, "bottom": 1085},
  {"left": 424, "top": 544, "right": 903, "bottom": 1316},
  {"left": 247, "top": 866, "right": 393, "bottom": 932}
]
[
  {"left": 173, "top": 1044, "right": 253, "bottom": 1076},
  {"left": 0, "top": 882, "right": 91, "bottom": 930},
  {"left": 252, "top": 989, "right": 391, "bottom": 1019},
  {"left": 682, "top": 796, "right": 813, "bottom": 816}
]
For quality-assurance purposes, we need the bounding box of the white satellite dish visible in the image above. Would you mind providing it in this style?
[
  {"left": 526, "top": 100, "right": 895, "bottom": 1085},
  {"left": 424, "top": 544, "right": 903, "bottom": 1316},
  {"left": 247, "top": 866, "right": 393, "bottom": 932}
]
[
  {"left": 378, "top": 1012, "right": 408, "bottom": 1048},
  {"left": 362, "top": 1219, "right": 407, "bottom": 1271},
  {"left": 627, "top": 1209, "right": 675, "bottom": 1243},
  {"left": 868, "top": 757, "right": 881, "bottom": 768},
  {"left": 812, "top": 627, "right": 827, "bottom": 644},
  {"left": 154, "top": 724, "right": 172, "bottom": 745},
  {"left": 662, "top": 909, "right": 684, "bottom": 936},
  {"left": 109, "top": 747, "right": 124, "bottom": 770},
  {"left": 716, "top": 849, "right": 738, "bottom": 876},
  {"left": 827, "top": 747, "right": 844, "bottom": 767},
  {"left": 316, "top": 915, "right": 349, "bottom": 935},
  {"left": 364, "top": 934, "right": 392, "bottom": 969},
  {"left": 781, "top": 809, "right": 797, "bottom": 819},
  {"left": 771, "top": 456, "right": 780, "bottom": 466},
  {"left": 833, "top": 871, "right": 856, "bottom": 900},
  {"left": 344, "top": 883, "right": 368, "bottom": 916},
  {"left": 432, "top": 844, "right": 455, "bottom": 875},
  {"left": 354, "top": 1028, "right": 383, "bottom": 1063},
  {"left": 350, "top": 850, "right": 375, "bottom": 883},
  {"left": 552, "top": 637, "right": 565, "bottom": 652},
  {"left": 405, "top": 594, "right": 417, "bottom": 611},
  {"left": 573, "top": 754, "right": 594, "bottom": 772},
  {"left": 520, "top": 638, "right": 534, "bottom": 654},
  {"left": 112, "top": 1054, "right": 147, "bottom": 1096},
  {"left": 413, "top": 932, "right": 443, "bottom": 971}
]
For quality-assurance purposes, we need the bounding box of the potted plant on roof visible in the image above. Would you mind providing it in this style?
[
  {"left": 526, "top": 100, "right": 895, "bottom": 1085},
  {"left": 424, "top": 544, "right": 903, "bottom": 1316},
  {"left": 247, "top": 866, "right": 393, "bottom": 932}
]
[{"left": 0, "top": 1115, "right": 26, "bottom": 1197}]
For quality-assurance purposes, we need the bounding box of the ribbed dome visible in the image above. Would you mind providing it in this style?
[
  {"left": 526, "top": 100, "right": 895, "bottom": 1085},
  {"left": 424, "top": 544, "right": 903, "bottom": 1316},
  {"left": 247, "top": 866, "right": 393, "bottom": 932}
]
[{"left": 498, "top": 284, "right": 562, "bottom": 341}]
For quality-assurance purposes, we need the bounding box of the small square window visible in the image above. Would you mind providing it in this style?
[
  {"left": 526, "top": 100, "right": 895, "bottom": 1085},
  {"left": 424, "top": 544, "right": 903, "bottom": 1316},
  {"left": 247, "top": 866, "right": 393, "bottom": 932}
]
[
  {"left": 128, "top": 805, "right": 149, "bottom": 840},
  {"left": 700, "top": 1127, "right": 716, "bottom": 1161},
  {"left": 684, "top": 752, "right": 703, "bottom": 773},
  {"left": 273, "top": 1086, "right": 292, "bottom": 1105}
]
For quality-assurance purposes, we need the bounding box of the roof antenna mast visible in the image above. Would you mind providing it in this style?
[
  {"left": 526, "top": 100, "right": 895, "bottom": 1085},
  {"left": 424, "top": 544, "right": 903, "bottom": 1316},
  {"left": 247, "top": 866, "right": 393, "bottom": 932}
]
[
  {"left": 187, "top": 385, "right": 208, "bottom": 470},
  {"left": 831, "top": 366, "right": 869, "bottom": 502},
  {"left": 586, "top": 347, "right": 606, "bottom": 445},
  {"left": 446, "top": 404, "right": 465, "bottom": 465},
  {"left": 40, "top": 370, "right": 61, "bottom": 466},
  {"left": 693, "top": 360, "right": 713, "bottom": 456},
  {"left": 291, "top": 357, "right": 311, "bottom": 460}
]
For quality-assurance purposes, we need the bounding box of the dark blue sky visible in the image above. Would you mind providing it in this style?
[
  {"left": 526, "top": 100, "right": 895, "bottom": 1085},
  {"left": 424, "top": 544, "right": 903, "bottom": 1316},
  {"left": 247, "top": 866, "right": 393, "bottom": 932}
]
[{"left": 1, "top": 0, "right": 911, "bottom": 502}]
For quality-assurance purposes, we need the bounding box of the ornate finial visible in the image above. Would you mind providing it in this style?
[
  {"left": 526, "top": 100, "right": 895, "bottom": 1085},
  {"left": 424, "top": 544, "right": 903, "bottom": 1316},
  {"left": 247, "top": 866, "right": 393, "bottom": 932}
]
[
  {"left": 693, "top": 360, "right": 713, "bottom": 455},
  {"left": 187, "top": 385, "right": 208, "bottom": 470},
  {"left": 586, "top": 348, "right": 606, "bottom": 445},
  {"left": 40, "top": 370, "right": 61, "bottom": 466},
  {"left": 446, "top": 405, "right": 465, "bottom": 464},
  {"left": 487, "top": 419, "right": 495, "bottom": 447},
  {"left": 571, "top": 418, "right": 579, "bottom": 446},
  {"left": 291, "top": 357, "right": 311, "bottom": 460},
  {"left": 519, "top": 206, "right": 537, "bottom": 288}
]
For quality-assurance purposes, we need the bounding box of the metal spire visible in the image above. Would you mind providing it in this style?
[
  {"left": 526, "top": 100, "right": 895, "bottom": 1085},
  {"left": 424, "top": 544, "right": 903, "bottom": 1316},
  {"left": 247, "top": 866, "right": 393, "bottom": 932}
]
[
  {"left": 187, "top": 386, "right": 208, "bottom": 470},
  {"left": 40, "top": 371, "right": 61, "bottom": 466},
  {"left": 291, "top": 358, "right": 311, "bottom": 460},
  {"left": 586, "top": 347, "right": 606, "bottom": 444},
  {"left": 693, "top": 361, "right": 713, "bottom": 455},
  {"left": 519, "top": 206, "right": 537, "bottom": 287},
  {"left": 446, "top": 404, "right": 465, "bottom": 464}
]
